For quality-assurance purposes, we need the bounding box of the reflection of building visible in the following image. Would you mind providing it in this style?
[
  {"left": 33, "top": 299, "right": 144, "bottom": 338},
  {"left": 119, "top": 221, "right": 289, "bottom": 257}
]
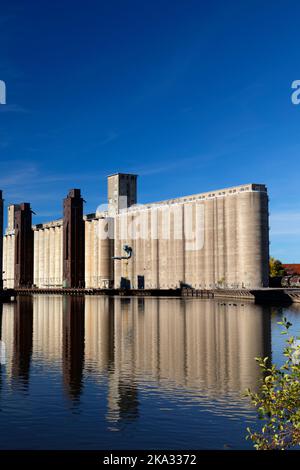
[
  {"left": 0, "top": 302, "right": 14, "bottom": 383},
  {"left": 0, "top": 303, "right": 2, "bottom": 346},
  {"left": 110, "top": 298, "right": 271, "bottom": 395},
  {"left": 85, "top": 296, "right": 271, "bottom": 422},
  {"left": 11, "top": 296, "right": 33, "bottom": 388},
  {"left": 0, "top": 303, "right": 3, "bottom": 394},
  {"left": 0, "top": 296, "right": 272, "bottom": 419},
  {"left": 84, "top": 296, "right": 114, "bottom": 372},
  {"left": 62, "top": 296, "right": 85, "bottom": 400},
  {"left": 2, "top": 174, "right": 269, "bottom": 290},
  {"left": 32, "top": 295, "right": 63, "bottom": 364},
  {"left": 84, "top": 296, "right": 139, "bottom": 423},
  {"left": 106, "top": 298, "right": 139, "bottom": 424}
]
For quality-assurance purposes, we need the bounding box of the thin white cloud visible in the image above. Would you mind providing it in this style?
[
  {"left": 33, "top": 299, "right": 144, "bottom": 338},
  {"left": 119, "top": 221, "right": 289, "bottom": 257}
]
[
  {"left": 0, "top": 165, "right": 38, "bottom": 186},
  {"left": 0, "top": 162, "right": 106, "bottom": 189},
  {"left": 136, "top": 150, "right": 229, "bottom": 177},
  {"left": 99, "top": 131, "right": 119, "bottom": 146}
]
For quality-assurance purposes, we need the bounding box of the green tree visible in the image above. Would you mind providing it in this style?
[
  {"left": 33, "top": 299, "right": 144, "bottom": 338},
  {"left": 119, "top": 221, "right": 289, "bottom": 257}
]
[
  {"left": 269, "top": 256, "right": 286, "bottom": 278},
  {"left": 246, "top": 318, "right": 300, "bottom": 450}
]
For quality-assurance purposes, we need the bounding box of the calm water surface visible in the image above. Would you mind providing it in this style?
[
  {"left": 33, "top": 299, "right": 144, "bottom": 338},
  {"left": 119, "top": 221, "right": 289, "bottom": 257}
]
[{"left": 0, "top": 295, "right": 299, "bottom": 449}]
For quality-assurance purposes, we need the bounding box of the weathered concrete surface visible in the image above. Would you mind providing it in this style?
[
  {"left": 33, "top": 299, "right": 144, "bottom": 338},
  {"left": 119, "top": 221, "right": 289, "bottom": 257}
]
[
  {"left": 114, "top": 183, "right": 269, "bottom": 290},
  {"left": 84, "top": 216, "right": 114, "bottom": 288},
  {"left": 3, "top": 204, "right": 16, "bottom": 289},
  {"left": 108, "top": 173, "right": 137, "bottom": 213},
  {"left": 2, "top": 178, "right": 270, "bottom": 292},
  {"left": 14, "top": 203, "right": 34, "bottom": 288},
  {"left": 33, "top": 220, "right": 63, "bottom": 287},
  {"left": 63, "top": 189, "right": 85, "bottom": 288}
]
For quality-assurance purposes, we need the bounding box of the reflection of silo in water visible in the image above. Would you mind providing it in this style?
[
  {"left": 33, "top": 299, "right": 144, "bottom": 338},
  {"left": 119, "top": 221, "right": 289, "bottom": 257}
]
[
  {"left": 115, "top": 379, "right": 139, "bottom": 422},
  {"left": 106, "top": 297, "right": 271, "bottom": 400},
  {"left": 32, "top": 295, "right": 63, "bottom": 364},
  {"left": 11, "top": 296, "right": 33, "bottom": 389},
  {"left": 0, "top": 304, "right": 2, "bottom": 340},
  {"left": 157, "top": 299, "right": 187, "bottom": 383},
  {"left": 84, "top": 296, "right": 114, "bottom": 372},
  {"left": 184, "top": 300, "right": 272, "bottom": 395},
  {"left": 83, "top": 296, "right": 271, "bottom": 420},
  {"left": 0, "top": 303, "right": 14, "bottom": 383},
  {"left": 236, "top": 304, "right": 271, "bottom": 391},
  {"left": 62, "top": 296, "right": 85, "bottom": 401},
  {"left": 0, "top": 304, "right": 3, "bottom": 393},
  {"left": 106, "top": 298, "right": 139, "bottom": 424}
]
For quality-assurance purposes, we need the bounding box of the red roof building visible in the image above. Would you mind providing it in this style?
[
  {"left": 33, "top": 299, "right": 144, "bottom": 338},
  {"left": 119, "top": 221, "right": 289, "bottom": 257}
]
[{"left": 282, "top": 264, "right": 300, "bottom": 275}]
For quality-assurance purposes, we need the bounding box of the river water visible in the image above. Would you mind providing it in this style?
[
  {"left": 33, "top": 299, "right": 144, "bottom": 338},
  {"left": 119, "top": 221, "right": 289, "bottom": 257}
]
[{"left": 0, "top": 295, "right": 299, "bottom": 450}]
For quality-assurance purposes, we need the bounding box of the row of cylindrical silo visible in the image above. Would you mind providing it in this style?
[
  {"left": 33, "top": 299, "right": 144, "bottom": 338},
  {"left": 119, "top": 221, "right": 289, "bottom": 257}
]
[
  {"left": 2, "top": 184, "right": 269, "bottom": 290},
  {"left": 85, "top": 217, "right": 114, "bottom": 288},
  {"left": 114, "top": 186, "right": 269, "bottom": 289},
  {"left": 3, "top": 233, "right": 15, "bottom": 288},
  {"left": 33, "top": 224, "right": 63, "bottom": 287}
]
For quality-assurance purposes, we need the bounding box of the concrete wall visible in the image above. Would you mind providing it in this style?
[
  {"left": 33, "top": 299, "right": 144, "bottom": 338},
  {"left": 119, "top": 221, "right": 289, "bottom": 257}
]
[
  {"left": 108, "top": 173, "right": 137, "bottom": 213},
  {"left": 3, "top": 232, "right": 15, "bottom": 289},
  {"left": 114, "top": 184, "right": 269, "bottom": 289},
  {"left": 14, "top": 203, "right": 34, "bottom": 288},
  {"left": 33, "top": 221, "right": 63, "bottom": 287},
  {"left": 3, "top": 205, "right": 16, "bottom": 289},
  {"left": 85, "top": 217, "right": 114, "bottom": 288}
]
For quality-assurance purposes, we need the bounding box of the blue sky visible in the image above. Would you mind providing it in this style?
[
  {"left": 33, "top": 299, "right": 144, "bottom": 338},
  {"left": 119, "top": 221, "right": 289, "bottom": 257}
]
[{"left": 0, "top": 0, "right": 300, "bottom": 261}]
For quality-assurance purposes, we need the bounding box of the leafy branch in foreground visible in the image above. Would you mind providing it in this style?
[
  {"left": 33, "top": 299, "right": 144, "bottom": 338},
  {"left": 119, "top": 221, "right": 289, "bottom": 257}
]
[{"left": 246, "top": 317, "right": 300, "bottom": 450}]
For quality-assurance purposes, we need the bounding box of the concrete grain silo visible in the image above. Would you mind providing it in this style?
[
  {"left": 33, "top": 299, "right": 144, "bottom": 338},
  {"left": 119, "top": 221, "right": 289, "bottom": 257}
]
[{"left": 2, "top": 175, "right": 269, "bottom": 292}]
